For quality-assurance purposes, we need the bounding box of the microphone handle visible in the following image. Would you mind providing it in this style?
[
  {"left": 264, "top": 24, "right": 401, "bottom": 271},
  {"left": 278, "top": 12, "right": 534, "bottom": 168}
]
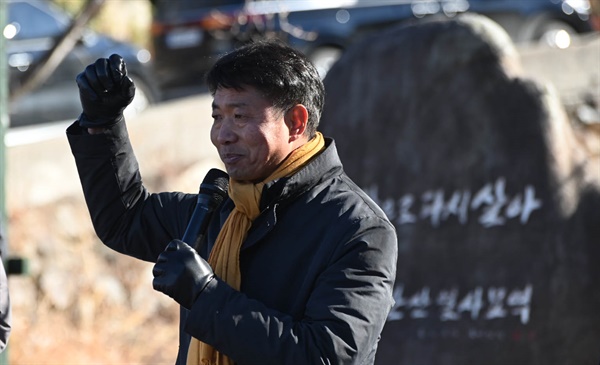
[
  {"left": 180, "top": 167, "right": 229, "bottom": 252},
  {"left": 181, "top": 196, "right": 213, "bottom": 251}
]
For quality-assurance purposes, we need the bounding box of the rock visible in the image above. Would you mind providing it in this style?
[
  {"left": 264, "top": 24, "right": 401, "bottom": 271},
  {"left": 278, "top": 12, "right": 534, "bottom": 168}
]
[{"left": 320, "top": 13, "right": 600, "bottom": 365}]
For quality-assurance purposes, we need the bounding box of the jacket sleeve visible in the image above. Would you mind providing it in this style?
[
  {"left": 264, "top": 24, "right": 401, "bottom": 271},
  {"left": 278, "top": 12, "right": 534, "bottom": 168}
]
[
  {"left": 184, "top": 215, "right": 398, "bottom": 364},
  {"left": 66, "top": 121, "right": 197, "bottom": 262},
  {"left": 0, "top": 258, "right": 10, "bottom": 353}
]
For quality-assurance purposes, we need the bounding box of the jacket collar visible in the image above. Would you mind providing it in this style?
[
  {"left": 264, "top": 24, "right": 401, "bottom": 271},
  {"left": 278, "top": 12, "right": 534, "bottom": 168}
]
[
  {"left": 216, "top": 137, "right": 343, "bottom": 251},
  {"left": 259, "top": 137, "right": 342, "bottom": 211}
]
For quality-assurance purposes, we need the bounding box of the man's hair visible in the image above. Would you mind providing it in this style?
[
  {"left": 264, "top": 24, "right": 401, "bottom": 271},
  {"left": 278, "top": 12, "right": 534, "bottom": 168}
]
[{"left": 206, "top": 40, "right": 325, "bottom": 138}]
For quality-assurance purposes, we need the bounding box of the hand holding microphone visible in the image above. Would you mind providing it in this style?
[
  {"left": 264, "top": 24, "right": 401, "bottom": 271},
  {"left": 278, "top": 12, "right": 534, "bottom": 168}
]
[
  {"left": 152, "top": 168, "right": 229, "bottom": 309},
  {"left": 152, "top": 240, "right": 215, "bottom": 310},
  {"left": 76, "top": 53, "right": 135, "bottom": 128}
]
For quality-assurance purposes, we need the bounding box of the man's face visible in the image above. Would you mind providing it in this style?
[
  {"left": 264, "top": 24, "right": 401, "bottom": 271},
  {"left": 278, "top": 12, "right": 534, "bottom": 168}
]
[{"left": 210, "top": 86, "right": 294, "bottom": 183}]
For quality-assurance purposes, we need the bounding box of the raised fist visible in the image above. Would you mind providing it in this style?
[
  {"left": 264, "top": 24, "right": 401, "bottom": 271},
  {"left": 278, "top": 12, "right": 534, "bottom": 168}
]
[{"left": 76, "top": 54, "right": 135, "bottom": 128}]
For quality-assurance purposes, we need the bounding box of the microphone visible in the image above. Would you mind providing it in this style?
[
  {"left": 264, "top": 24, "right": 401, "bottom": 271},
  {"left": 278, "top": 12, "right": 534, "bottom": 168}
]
[{"left": 182, "top": 168, "right": 229, "bottom": 251}]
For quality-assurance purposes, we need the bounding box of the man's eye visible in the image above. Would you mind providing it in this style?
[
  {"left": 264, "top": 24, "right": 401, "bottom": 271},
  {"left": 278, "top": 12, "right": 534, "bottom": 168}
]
[
  {"left": 212, "top": 115, "right": 221, "bottom": 121},
  {"left": 234, "top": 114, "right": 243, "bottom": 119}
]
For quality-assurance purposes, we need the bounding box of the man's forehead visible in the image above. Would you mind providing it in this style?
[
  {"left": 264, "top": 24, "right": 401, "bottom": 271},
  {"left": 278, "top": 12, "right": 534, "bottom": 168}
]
[{"left": 212, "top": 86, "right": 270, "bottom": 109}]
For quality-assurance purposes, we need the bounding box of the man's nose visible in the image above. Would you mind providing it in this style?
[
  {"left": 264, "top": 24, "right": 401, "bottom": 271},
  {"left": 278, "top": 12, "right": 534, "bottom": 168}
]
[{"left": 215, "top": 119, "right": 237, "bottom": 144}]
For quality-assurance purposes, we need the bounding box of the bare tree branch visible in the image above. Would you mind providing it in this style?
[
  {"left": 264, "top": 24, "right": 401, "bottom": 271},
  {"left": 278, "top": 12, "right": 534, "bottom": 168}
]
[{"left": 9, "top": 0, "right": 106, "bottom": 102}]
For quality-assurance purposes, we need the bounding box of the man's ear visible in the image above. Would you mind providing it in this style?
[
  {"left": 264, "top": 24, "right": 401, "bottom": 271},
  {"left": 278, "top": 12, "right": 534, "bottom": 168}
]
[{"left": 285, "top": 104, "right": 309, "bottom": 142}]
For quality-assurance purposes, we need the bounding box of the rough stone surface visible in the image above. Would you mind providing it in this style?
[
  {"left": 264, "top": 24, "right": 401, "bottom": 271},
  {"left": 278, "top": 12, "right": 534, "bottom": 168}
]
[{"left": 320, "top": 13, "right": 600, "bottom": 365}]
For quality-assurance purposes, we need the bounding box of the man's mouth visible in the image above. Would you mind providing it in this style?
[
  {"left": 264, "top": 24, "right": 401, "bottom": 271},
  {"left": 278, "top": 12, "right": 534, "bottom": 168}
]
[{"left": 221, "top": 153, "right": 243, "bottom": 165}]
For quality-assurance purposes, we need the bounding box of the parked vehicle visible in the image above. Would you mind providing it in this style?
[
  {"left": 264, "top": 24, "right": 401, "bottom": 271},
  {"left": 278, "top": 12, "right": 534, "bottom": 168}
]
[
  {"left": 467, "top": 0, "right": 595, "bottom": 47},
  {"left": 150, "top": 0, "right": 246, "bottom": 92},
  {"left": 4, "top": 0, "right": 161, "bottom": 128},
  {"left": 150, "top": 0, "right": 597, "bottom": 88}
]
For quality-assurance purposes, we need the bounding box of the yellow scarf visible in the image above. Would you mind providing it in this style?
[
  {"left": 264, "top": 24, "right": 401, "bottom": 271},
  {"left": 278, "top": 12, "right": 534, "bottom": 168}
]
[{"left": 187, "top": 132, "right": 325, "bottom": 365}]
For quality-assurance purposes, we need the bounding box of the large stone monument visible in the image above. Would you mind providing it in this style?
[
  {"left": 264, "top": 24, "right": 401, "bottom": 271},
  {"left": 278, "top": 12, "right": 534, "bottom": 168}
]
[{"left": 320, "top": 13, "right": 600, "bottom": 365}]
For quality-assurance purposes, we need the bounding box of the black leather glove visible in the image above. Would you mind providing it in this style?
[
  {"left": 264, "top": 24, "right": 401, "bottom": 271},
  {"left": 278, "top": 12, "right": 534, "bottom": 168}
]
[
  {"left": 76, "top": 53, "right": 135, "bottom": 128},
  {"left": 152, "top": 240, "right": 215, "bottom": 309}
]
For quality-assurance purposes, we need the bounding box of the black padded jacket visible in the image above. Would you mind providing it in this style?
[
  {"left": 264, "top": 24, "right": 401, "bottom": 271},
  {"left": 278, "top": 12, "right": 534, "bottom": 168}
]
[{"left": 67, "top": 121, "right": 398, "bottom": 365}]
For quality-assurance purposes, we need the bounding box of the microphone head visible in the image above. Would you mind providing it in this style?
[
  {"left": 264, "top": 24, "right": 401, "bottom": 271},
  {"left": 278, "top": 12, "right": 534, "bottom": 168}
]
[{"left": 199, "top": 168, "right": 229, "bottom": 203}]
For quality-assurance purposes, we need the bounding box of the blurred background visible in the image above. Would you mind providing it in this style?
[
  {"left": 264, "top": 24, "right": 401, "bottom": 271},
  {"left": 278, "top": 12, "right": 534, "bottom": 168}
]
[
  {"left": 4, "top": 0, "right": 600, "bottom": 127},
  {"left": 1, "top": 0, "right": 599, "bottom": 364}
]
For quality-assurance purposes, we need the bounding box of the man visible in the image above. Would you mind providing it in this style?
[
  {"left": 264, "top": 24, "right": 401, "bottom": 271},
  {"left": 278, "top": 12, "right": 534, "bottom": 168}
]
[
  {"left": 0, "top": 228, "right": 10, "bottom": 353},
  {"left": 67, "top": 41, "right": 397, "bottom": 364}
]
